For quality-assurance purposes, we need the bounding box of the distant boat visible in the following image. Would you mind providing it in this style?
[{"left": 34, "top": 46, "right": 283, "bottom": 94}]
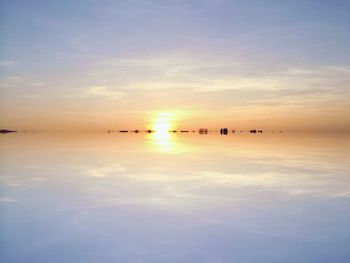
[
  {"left": 220, "top": 128, "right": 228, "bottom": 135},
  {"left": 199, "top": 128, "right": 208, "bottom": 134},
  {"left": 0, "top": 129, "right": 17, "bottom": 133}
]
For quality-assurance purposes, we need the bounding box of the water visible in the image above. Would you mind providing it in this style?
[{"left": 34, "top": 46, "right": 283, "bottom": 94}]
[{"left": 1, "top": 132, "right": 350, "bottom": 262}]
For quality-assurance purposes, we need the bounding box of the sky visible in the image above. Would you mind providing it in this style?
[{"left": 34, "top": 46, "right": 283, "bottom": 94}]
[{"left": 0, "top": 0, "right": 350, "bottom": 132}]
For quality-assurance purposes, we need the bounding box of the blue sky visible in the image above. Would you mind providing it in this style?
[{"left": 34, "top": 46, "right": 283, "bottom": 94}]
[{"left": 1, "top": 0, "right": 350, "bottom": 131}]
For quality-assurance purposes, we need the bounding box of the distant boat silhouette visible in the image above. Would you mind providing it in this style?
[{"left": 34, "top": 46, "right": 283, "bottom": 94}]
[
  {"left": 119, "top": 130, "right": 128, "bottom": 133},
  {"left": 220, "top": 128, "right": 228, "bottom": 135},
  {"left": 249, "top": 130, "right": 257, "bottom": 133},
  {"left": 199, "top": 128, "right": 208, "bottom": 134}
]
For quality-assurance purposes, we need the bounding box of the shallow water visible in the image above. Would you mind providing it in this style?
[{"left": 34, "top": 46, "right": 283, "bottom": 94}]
[{"left": 1, "top": 132, "right": 350, "bottom": 262}]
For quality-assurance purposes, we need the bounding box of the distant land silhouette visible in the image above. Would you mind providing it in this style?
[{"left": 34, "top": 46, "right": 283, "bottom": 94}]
[
  {"left": 0, "top": 129, "right": 17, "bottom": 133},
  {"left": 0, "top": 128, "right": 283, "bottom": 134},
  {"left": 106, "top": 128, "right": 282, "bottom": 134}
]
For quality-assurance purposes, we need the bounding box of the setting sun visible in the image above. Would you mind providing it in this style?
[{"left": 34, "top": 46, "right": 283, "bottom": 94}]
[{"left": 151, "top": 112, "right": 175, "bottom": 133}]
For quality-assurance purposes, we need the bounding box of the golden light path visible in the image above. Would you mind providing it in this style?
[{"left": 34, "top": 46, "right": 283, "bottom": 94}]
[
  {"left": 149, "top": 112, "right": 175, "bottom": 152},
  {"left": 147, "top": 111, "right": 186, "bottom": 153}
]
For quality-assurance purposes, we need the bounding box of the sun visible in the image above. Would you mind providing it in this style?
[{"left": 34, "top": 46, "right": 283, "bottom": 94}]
[
  {"left": 146, "top": 111, "right": 191, "bottom": 153},
  {"left": 153, "top": 121, "right": 171, "bottom": 133},
  {"left": 152, "top": 112, "right": 174, "bottom": 133},
  {"left": 154, "top": 122, "right": 170, "bottom": 133}
]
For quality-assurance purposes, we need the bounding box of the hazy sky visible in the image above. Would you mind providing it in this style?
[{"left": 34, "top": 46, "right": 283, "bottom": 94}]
[{"left": 1, "top": 0, "right": 350, "bottom": 131}]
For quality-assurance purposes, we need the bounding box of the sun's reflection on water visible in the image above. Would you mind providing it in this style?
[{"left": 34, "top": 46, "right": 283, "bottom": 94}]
[
  {"left": 149, "top": 131, "right": 177, "bottom": 153},
  {"left": 146, "top": 131, "right": 192, "bottom": 153}
]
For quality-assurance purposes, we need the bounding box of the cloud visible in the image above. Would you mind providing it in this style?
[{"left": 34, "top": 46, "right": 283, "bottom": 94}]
[
  {"left": 70, "top": 86, "right": 127, "bottom": 100},
  {"left": 333, "top": 191, "right": 350, "bottom": 198},
  {"left": 0, "top": 75, "right": 46, "bottom": 90},
  {"left": 86, "top": 86, "right": 126, "bottom": 99},
  {"left": 85, "top": 163, "right": 127, "bottom": 177},
  {"left": 0, "top": 197, "right": 17, "bottom": 203},
  {"left": 81, "top": 52, "right": 350, "bottom": 95},
  {"left": 0, "top": 60, "right": 17, "bottom": 67}
]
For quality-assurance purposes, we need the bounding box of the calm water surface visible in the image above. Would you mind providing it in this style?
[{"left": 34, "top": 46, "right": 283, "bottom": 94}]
[{"left": 1, "top": 132, "right": 350, "bottom": 262}]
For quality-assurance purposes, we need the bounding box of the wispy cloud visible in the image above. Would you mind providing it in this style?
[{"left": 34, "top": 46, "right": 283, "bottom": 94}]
[
  {"left": 70, "top": 86, "right": 127, "bottom": 100},
  {"left": 0, "top": 60, "right": 17, "bottom": 67},
  {"left": 0, "top": 197, "right": 17, "bottom": 203},
  {"left": 85, "top": 163, "right": 127, "bottom": 177},
  {"left": 82, "top": 53, "right": 350, "bottom": 94},
  {"left": 86, "top": 86, "right": 127, "bottom": 100}
]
